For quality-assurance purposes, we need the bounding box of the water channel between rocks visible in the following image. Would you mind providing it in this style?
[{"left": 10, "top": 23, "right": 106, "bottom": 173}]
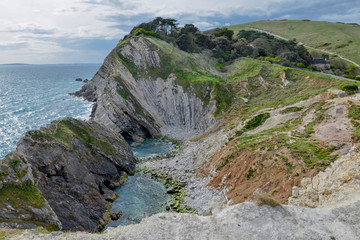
[{"left": 105, "top": 138, "right": 175, "bottom": 229}]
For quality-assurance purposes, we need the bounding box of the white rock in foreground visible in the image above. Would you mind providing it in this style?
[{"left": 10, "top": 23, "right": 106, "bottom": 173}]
[{"left": 11, "top": 201, "right": 359, "bottom": 240}]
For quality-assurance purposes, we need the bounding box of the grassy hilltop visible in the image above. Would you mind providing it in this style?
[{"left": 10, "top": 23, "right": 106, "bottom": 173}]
[{"left": 228, "top": 20, "right": 360, "bottom": 65}]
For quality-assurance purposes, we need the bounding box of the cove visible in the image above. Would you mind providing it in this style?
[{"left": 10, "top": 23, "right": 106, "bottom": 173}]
[
  {"left": 105, "top": 172, "right": 171, "bottom": 228},
  {"left": 105, "top": 138, "right": 175, "bottom": 229},
  {"left": 127, "top": 138, "right": 175, "bottom": 158}
]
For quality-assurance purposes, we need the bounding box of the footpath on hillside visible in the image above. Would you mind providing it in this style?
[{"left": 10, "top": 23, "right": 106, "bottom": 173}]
[{"left": 246, "top": 27, "right": 360, "bottom": 68}]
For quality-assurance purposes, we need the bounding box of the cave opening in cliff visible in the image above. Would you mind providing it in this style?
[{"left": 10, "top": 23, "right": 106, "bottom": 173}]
[
  {"left": 120, "top": 126, "right": 151, "bottom": 141},
  {"left": 121, "top": 131, "right": 132, "bottom": 140}
]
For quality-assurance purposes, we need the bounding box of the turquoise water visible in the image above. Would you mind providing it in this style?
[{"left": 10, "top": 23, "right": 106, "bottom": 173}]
[
  {"left": 128, "top": 138, "right": 175, "bottom": 158},
  {"left": 106, "top": 172, "right": 171, "bottom": 228},
  {"left": 0, "top": 64, "right": 100, "bottom": 159},
  {"left": 105, "top": 139, "right": 175, "bottom": 228}
]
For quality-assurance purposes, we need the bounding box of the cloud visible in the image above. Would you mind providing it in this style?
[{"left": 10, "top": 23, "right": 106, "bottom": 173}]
[
  {"left": 1, "top": 24, "right": 56, "bottom": 35},
  {"left": 0, "top": 0, "right": 358, "bottom": 64},
  {"left": 320, "top": 8, "right": 360, "bottom": 23},
  {"left": 193, "top": 21, "right": 221, "bottom": 29},
  {"left": 0, "top": 42, "right": 27, "bottom": 50}
]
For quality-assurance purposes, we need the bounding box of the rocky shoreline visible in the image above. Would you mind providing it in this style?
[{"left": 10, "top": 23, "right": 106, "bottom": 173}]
[
  {"left": 0, "top": 118, "right": 136, "bottom": 232},
  {"left": 138, "top": 127, "right": 230, "bottom": 215}
]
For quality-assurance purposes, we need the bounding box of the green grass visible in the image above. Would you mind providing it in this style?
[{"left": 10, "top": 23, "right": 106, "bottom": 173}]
[
  {"left": 285, "top": 138, "right": 337, "bottom": 169},
  {"left": 30, "top": 119, "right": 117, "bottom": 156},
  {"left": 280, "top": 106, "right": 303, "bottom": 114},
  {"left": 347, "top": 102, "right": 360, "bottom": 141},
  {"left": 341, "top": 84, "right": 359, "bottom": 95},
  {"left": 0, "top": 219, "right": 59, "bottom": 232},
  {"left": 174, "top": 70, "right": 233, "bottom": 115},
  {"left": 228, "top": 20, "right": 360, "bottom": 65},
  {"left": 224, "top": 59, "right": 343, "bottom": 116},
  {"left": 236, "top": 112, "right": 270, "bottom": 136},
  {"left": 255, "top": 194, "right": 281, "bottom": 207},
  {"left": 0, "top": 181, "right": 45, "bottom": 209},
  {"left": 348, "top": 104, "right": 360, "bottom": 120}
]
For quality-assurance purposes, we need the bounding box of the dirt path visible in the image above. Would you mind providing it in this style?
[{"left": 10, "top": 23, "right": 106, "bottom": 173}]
[{"left": 246, "top": 27, "right": 360, "bottom": 68}]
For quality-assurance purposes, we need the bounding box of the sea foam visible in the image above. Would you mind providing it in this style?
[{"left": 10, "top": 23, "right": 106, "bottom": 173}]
[{"left": 0, "top": 64, "right": 100, "bottom": 159}]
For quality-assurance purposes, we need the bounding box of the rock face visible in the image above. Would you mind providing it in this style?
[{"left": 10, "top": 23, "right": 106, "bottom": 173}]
[
  {"left": 73, "top": 37, "right": 221, "bottom": 140},
  {"left": 0, "top": 118, "right": 135, "bottom": 231},
  {"left": 288, "top": 146, "right": 360, "bottom": 208},
  {"left": 0, "top": 153, "right": 61, "bottom": 230}
]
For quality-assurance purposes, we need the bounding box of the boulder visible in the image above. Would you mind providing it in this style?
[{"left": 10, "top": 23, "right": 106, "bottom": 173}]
[{"left": 110, "top": 211, "right": 123, "bottom": 221}]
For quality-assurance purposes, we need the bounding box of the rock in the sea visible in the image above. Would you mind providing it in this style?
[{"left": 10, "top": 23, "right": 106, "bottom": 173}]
[
  {"left": 75, "top": 78, "right": 82, "bottom": 81},
  {"left": 166, "top": 187, "right": 176, "bottom": 194},
  {"left": 110, "top": 211, "right": 123, "bottom": 221},
  {"left": 83, "top": 79, "right": 89, "bottom": 83},
  {"left": 0, "top": 117, "right": 135, "bottom": 232},
  {"left": 102, "top": 186, "right": 120, "bottom": 202}
]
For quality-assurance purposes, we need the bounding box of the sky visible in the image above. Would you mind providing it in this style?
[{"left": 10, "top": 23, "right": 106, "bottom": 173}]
[{"left": 0, "top": 0, "right": 359, "bottom": 64}]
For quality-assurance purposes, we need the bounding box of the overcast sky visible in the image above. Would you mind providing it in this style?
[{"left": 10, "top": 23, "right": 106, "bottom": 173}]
[{"left": 0, "top": 0, "right": 359, "bottom": 64}]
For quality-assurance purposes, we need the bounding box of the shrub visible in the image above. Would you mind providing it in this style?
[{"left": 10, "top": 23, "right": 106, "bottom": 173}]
[
  {"left": 213, "top": 28, "right": 234, "bottom": 40},
  {"left": 334, "top": 43, "right": 350, "bottom": 49},
  {"left": 236, "top": 113, "right": 270, "bottom": 136},
  {"left": 342, "top": 84, "right": 358, "bottom": 95},
  {"left": 280, "top": 106, "right": 303, "bottom": 114},
  {"left": 255, "top": 194, "right": 281, "bottom": 207},
  {"left": 133, "top": 28, "right": 160, "bottom": 38},
  {"left": 246, "top": 167, "right": 255, "bottom": 180}
]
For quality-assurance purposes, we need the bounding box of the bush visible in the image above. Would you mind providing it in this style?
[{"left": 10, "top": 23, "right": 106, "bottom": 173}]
[
  {"left": 213, "top": 28, "right": 234, "bottom": 40},
  {"left": 133, "top": 28, "right": 160, "bottom": 38},
  {"left": 255, "top": 194, "right": 281, "bottom": 207},
  {"left": 342, "top": 84, "right": 358, "bottom": 95},
  {"left": 280, "top": 106, "right": 303, "bottom": 114},
  {"left": 247, "top": 167, "right": 255, "bottom": 180},
  {"left": 236, "top": 113, "right": 270, "bottom": 136}
]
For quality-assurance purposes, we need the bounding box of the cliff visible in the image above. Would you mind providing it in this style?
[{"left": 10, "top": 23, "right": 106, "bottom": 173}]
[
  {"left": 74, "top": 36, "right": 232, "bottom": 140},
  {"left": 3, "top": 25, "right": 360, "bottom": 238},
  {"left": 0, "top": 118, "right": 135, "bottom": 231}
]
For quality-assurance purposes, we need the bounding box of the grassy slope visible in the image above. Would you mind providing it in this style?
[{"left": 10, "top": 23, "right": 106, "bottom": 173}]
[
  {"left": 228, "top": 20, "right": 360, "bottom": 65},
  {"left": 191, "top": 54, "right": 360, "bottom": 204},
  {"left": 197, "top": 62, "right": 360, "bottom": 203},
  {"left": 118, "top": 36, "right": 354, "bottom": 118}
]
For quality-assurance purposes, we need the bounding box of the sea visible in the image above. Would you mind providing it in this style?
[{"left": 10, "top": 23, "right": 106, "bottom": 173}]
[
  {"left": 0, "top": 63, "right": 174, "bottom": 227},
  {"left": 0, "top": 63, "right": 100, "bottom": 159}
]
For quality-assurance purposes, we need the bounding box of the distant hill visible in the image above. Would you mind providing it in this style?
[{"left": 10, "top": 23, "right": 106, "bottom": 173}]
[{"left": 228, "top": 20, "right": 360, "bottom": 65}]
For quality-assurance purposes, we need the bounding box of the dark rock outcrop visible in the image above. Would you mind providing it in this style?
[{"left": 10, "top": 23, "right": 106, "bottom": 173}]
[
  {"left": 110, "top": 211, "right": 123, "bottom": 221},
  {"left": 0, "top": 118, "right": 135, "bottom": 232},
  {"left": 0, "top": 153, "right": 61, "bottom": 230}
]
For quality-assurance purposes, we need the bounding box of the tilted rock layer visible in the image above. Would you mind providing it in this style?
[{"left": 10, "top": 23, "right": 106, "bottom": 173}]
[{"left": 74, "top": 37, "right": 221, "bottom": 140}]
